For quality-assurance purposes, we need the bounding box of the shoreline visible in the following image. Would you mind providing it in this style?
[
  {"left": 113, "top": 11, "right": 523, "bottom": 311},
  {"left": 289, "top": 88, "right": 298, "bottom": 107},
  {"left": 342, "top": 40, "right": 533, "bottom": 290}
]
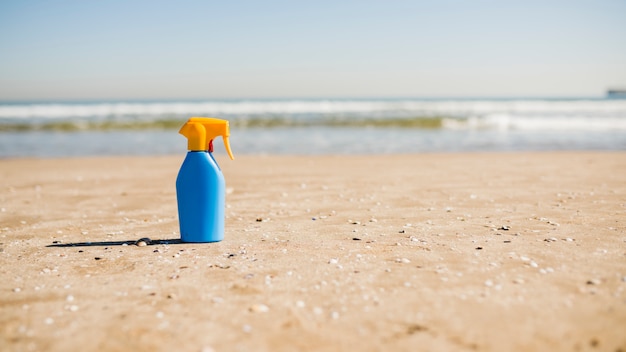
[
  {"left": 1, "top": 149, "right": 626, "bottom": 161},
  {"left": 1, "top": 152, "right": 625, "bottom": 351}
]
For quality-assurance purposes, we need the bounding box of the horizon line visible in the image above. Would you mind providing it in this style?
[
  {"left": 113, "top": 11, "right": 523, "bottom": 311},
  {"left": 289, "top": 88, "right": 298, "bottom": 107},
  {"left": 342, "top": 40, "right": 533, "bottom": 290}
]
[{"left": 0, "top": 94, "right": 615, "bottom": 104}]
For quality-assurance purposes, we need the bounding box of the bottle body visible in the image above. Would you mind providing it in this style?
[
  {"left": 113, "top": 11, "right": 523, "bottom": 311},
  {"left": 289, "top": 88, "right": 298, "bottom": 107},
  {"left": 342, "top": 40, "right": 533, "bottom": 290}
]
[{"left": 176, "top": 151, "right": 225, "bottom": 242}]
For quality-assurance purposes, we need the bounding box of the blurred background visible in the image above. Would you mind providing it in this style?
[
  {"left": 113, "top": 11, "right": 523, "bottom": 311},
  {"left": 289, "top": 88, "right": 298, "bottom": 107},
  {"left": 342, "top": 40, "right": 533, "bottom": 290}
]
[{"left": 1, "top": 0, "right": 625, "bottom": 157}]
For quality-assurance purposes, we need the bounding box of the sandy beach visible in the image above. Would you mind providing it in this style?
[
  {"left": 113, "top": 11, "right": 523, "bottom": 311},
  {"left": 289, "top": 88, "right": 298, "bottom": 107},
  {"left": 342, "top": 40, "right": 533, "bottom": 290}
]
[{"left": 1, "top": 152, "right": 625, "bottom": 351}]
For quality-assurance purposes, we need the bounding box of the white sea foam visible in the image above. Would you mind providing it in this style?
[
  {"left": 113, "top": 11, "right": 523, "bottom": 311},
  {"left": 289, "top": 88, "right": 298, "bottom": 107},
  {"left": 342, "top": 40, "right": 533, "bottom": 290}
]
[
  {"left": 444, "top": 114, "right": 626, "bottom": 131},
  {"left": 1, "top": 99, "right": 626, "bottom": 131},
  {"left": 0, "top": 101, "right": 405, "bottom": 118}
]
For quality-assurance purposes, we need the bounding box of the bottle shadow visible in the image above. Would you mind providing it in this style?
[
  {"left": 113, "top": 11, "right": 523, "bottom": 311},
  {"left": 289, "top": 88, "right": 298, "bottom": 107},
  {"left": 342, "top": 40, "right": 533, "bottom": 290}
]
[{"left": 46, "top": 238, "right": 182, "bottom": 248}]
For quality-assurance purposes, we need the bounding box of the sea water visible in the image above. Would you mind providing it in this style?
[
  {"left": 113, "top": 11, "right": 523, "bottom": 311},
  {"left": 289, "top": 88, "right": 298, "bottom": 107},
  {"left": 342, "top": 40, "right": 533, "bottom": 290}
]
[{"left": 1, "top": 98, "right": 625, "bottom": 157}]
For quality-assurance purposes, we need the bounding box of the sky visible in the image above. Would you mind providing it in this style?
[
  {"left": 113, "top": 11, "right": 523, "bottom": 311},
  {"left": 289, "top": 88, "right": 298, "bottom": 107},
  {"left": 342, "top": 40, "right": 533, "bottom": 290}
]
[{"left": 0, "top": 0, "right": 625, "bottom": 101}]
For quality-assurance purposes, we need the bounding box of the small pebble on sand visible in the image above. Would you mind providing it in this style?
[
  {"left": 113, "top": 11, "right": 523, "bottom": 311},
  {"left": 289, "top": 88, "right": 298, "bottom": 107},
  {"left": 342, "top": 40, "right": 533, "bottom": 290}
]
[
  {"left": 135, "top": 238, "right": 151, "bottom": 246},
  {"left": 249, "top": 304, "right": 270, "bottom": 313}
]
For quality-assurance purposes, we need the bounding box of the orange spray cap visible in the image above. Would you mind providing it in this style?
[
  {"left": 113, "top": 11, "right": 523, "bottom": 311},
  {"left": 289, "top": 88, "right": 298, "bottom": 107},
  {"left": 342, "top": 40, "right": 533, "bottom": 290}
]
[{"left": 179, "top": 117, "right": 234, "bottom": 159}]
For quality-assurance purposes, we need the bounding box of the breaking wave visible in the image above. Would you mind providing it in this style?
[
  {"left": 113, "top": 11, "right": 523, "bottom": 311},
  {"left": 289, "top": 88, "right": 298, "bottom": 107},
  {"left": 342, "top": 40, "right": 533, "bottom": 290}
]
[{"left": 1, "top": 98, "right": 626, "bottom": 131}]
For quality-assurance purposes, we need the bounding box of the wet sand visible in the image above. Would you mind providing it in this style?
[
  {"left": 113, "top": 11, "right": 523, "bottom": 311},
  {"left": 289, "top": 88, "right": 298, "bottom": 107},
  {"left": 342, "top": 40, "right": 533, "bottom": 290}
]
[{"left": 1, "top": 152, "right": 625, "bottom": 351}]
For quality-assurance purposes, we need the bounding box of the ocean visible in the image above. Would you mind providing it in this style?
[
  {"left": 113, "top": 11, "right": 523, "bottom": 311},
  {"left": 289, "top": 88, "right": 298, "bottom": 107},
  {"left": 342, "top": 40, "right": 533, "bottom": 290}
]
[{"left": 1, "top": 98, "right": 625, "bottom": 158}]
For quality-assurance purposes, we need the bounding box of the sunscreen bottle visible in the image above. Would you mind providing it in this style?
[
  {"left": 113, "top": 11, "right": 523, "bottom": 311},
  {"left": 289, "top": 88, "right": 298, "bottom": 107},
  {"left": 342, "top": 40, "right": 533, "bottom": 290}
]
[{"left": 176, "top": 117, "right": 234, "bottom": 242}]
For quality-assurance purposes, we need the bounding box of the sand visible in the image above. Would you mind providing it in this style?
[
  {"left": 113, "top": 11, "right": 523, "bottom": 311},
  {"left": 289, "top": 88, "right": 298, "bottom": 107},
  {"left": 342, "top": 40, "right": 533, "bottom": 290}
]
[{"left": 1, "top": 152, "right": 625, "bottom": 351}]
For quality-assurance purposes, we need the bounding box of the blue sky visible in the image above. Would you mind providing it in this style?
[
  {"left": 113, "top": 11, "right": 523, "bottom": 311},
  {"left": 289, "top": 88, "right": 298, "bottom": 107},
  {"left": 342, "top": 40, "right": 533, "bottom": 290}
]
[{"left": 1, "top": 0, "right": 625, "bottom": 100}]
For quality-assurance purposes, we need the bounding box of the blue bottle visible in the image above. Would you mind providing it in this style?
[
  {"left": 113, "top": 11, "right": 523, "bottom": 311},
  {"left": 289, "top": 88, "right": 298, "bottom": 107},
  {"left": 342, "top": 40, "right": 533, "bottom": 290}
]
[{"left": 176, "top": 117, "right": 234, "bottom": 243}]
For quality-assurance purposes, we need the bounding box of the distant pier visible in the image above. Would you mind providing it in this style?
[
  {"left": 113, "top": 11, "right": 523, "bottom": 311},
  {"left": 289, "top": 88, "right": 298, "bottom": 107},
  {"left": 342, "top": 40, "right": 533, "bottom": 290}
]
[{"left": 607, "top": 89, "right": 626, "bottom": 98}]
